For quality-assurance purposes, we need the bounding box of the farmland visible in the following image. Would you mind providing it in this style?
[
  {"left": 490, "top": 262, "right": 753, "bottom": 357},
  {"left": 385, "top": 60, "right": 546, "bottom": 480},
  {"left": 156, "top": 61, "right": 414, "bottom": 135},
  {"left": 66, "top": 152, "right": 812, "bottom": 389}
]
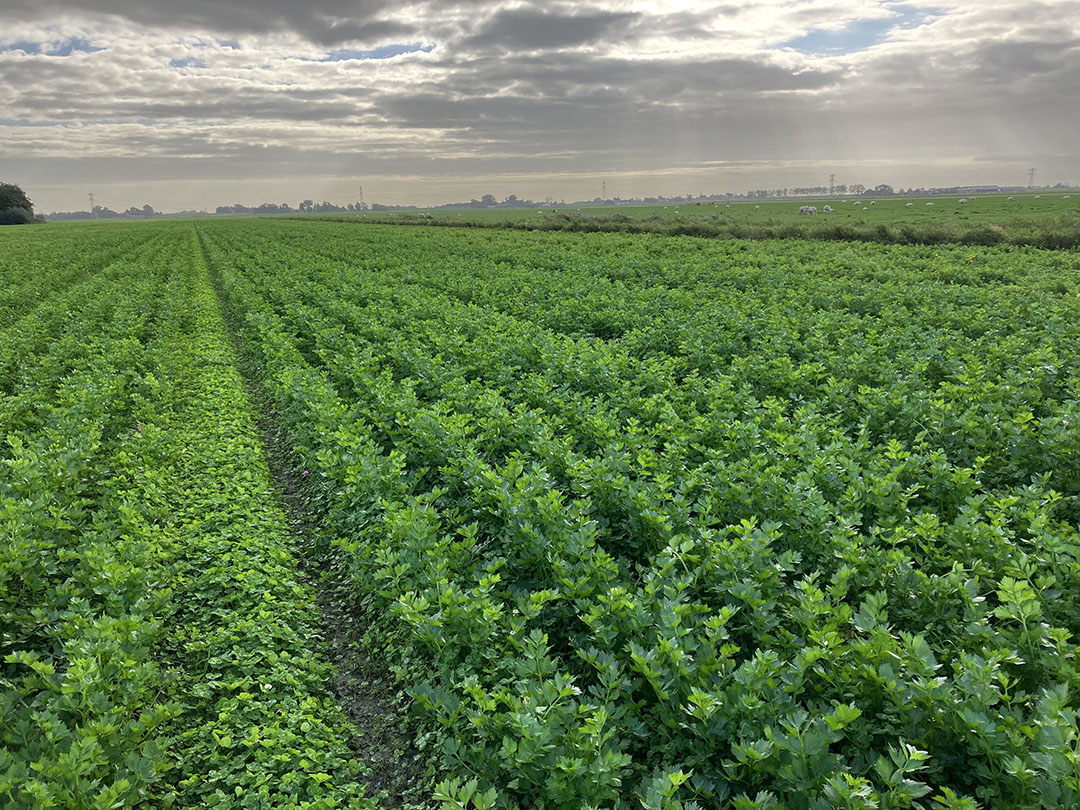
[
  {"left": 315, "top": 194, "right": 1080, "bottom": 249},
  {"left": 4, "top": 217, "right": 1080, "bottom": 809}
]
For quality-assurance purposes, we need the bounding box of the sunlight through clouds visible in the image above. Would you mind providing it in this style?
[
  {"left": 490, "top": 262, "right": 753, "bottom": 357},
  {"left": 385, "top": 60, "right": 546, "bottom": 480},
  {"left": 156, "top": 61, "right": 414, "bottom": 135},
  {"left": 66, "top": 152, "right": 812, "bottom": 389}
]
[{"left": 0, "top": 1, "right": 1077, "bottom": 210}]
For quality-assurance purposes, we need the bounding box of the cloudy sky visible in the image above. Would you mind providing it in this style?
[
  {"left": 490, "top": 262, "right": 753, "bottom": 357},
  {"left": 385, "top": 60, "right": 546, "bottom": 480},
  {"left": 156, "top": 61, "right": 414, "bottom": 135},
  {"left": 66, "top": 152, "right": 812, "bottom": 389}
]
[{"left": 1, "top": 0, "right": 1077, "bottom": 212}]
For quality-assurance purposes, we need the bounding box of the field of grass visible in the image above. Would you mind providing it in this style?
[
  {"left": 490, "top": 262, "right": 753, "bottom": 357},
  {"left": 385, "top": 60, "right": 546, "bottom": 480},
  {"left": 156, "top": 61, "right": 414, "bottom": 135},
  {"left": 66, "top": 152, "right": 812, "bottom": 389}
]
[
  {"left": 4, "top": 218, "right": 1080, "bottom": 809},
  {"left": 319, "top": 193, "right": 1080, "bottom": 248},
  {"left": 373, "top": 192, "right": 1079, "bottom": 225}
]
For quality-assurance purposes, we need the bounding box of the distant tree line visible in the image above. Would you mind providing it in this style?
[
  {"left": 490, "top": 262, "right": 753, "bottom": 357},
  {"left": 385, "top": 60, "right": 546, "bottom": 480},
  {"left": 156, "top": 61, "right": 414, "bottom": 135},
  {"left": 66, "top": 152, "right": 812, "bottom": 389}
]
[
  {"left": 42, "top": 180, "right": 1078, "bottom": 222},
  {"left": 49, "top": 204, "right": 158, "bottom": 220},
  {"left": 216, "top": 199, "right": 368, "bottom": 215}
]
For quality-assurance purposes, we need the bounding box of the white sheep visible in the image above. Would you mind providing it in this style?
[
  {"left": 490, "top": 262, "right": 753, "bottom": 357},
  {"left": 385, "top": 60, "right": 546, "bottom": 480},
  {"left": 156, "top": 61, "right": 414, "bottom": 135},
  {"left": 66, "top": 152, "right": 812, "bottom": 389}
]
[
  {"left": 926, "top": 202, "right": 935, "bottom": 206},
  {"left": 906, "top": 202, "right": 914, "bottom": 206},
  {"left": 870, "top": 200, "right": 876, "bottom": 206},
  {"left": 959, "top": 199, "right": 968, "bottom": 204},
  {"left": 799, "top": 205, "right": 818, "bottom": 214},
  {"left": 1008, "top": 196, "right": 1014, "bottom": 200},
  {"left": 1065, "top": 195, "right": 1071, "bottom": 199},
  {"left": 823, "top": 205, "right": 833, "bottom": 212},
  {"left": 755, "top": 205, "right": 760, "bottom": 210},
  {"left": 1035, "top": 195, "right": 1041, "bottom": 199}
]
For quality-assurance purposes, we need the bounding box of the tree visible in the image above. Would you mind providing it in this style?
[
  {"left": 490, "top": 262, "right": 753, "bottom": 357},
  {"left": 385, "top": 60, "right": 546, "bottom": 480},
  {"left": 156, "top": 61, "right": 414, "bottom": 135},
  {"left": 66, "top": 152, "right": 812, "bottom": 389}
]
[
  {"left": 0, "top": 182, "right": 35, "bottom": 224},
  {"left": 480, "top": 194, "right": 497, "bottom": 206},
  {"left": 0, "top": 182, "right": 32, "bottom": 212}
]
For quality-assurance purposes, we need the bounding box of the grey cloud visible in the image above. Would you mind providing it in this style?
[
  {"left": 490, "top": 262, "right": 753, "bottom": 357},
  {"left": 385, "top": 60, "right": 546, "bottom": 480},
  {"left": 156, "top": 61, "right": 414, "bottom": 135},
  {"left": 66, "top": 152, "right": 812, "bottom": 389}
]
[
  {"left": 3, "top": 0, "right": 1080, "bottom": 212},
  {"left": 463, "top": 8, "right": 639, "bottom": 51},
  {"left": 1, "top": 0, "right": 426, "bottom": 45},
  {"left": 419, "top": 51, "right": 842, "bottom": 104},
  {"left": 640, "top": 7, "right": 748, "bottom": 40},
  {"left": 306, "top": 18, "right": 419, "bottom": 47},
  {"left": 972, "top": 39, "right": 1080, "bottom": 81}
]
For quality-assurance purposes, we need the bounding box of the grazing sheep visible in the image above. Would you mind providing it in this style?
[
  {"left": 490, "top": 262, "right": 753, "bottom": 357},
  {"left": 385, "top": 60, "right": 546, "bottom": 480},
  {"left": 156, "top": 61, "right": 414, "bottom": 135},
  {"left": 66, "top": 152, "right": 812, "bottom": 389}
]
[
  {"left": 799, "top": 205, "right": 818, "bottom": 214},
  {"left": 870, "top": 200, "right": 876, "bottom": 206},
  {"left": 1065, "top": 195, "right": 1072, "bottom": 199},
  {"left": 823, "top": 205, "right": 833, "bottom": 212},
  {"left": 1035, "top": 195, "right": 1041, "bottom": 199},
  {"left": 906, "top": 202, "right": 914, "bottom": 206},
  {"left": 959, "top": 199, "right": 968, "bottom": 204},
  {"left": 927, "top": 202, "right": 935, "bottom": 206},
  {"left": 1008, "top": 196, "right": 1014, "bottom": 200},
  {"left": 755, "top": 205, "right": 760, "bottom": 210}
]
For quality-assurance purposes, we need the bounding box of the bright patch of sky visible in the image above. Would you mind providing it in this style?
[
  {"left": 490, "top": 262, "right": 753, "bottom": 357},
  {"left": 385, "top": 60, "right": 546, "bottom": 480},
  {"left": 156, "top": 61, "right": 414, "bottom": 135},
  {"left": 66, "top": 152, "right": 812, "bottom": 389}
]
[
  {"left": 322, "top": 43, "right": 434, "bottom": 62},
  {"left": 0, "top": 37, "right": 103, "bottom": 56},
  {"left": 780, "top": 6, "right": 941, "bottom": 55},
  {"left": 0, "top": 118, "right": 63, "bottom": 126},
  {"left": 170, "top": 56, "right": 207, "bottom": 68}
]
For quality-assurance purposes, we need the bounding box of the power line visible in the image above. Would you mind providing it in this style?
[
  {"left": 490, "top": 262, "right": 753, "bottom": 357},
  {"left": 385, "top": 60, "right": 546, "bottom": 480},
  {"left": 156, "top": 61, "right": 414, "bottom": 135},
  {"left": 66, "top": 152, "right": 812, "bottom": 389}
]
[
  {"left": 1028, "top": 167, "right": 1037, "bottom": 187},
  {"left": 88, "top": 192, "right": 96, "bottom": 219}
]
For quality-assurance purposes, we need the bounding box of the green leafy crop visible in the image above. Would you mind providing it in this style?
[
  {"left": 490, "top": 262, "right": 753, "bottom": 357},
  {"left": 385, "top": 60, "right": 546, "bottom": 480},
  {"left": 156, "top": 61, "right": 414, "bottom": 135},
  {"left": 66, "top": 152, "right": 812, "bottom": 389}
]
[
  {"left": 4, "top": 215, "right": 1080, "bottom": 809},
  {"left": 203, "top": 218, "right": 1080, "bottom": 809}
]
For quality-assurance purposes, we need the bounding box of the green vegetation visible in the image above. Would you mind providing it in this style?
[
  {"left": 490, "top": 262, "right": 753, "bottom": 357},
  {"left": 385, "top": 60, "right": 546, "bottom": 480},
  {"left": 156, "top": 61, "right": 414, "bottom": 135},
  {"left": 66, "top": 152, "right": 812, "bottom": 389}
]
[
  {"left": 1, "top": 222, "right": 374, "bottom": 809},
  {"left": 205, "top": 219, "right": 1080, "bottom": 808},
  {"left": 3, "top": 217, "right": 1080, "bottom": 809},
  {"left": 304, "top": 194, "right": 1080, "bottom": 248},
  {"left": 0, "top": 182, "right": 38, "bottom": 226}
]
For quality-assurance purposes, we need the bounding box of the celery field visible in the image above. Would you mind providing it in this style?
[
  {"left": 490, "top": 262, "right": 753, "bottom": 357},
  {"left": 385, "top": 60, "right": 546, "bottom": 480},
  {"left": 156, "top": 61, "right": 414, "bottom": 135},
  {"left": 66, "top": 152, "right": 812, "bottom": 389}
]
[{"left": 4, "top": 218, "right": 1080, "bottom": 809}]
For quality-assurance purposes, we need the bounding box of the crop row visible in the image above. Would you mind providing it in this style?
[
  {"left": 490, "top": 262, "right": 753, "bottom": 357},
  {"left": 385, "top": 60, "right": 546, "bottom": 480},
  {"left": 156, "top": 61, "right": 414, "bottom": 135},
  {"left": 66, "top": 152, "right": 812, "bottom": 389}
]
[
  {"left": 0, "top": 222, "right": 161, "bottom": 330},
  {"left": 202, "top": 218, "right": 1080, "bottom": 809},
  {"left": 2, "top": 224, "right": 374, "bottom": 809}
]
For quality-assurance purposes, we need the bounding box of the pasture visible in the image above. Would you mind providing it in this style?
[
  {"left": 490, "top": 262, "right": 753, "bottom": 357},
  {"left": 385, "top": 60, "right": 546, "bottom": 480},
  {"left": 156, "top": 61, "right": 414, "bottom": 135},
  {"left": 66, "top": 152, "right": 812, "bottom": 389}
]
[
  {"left": 349, "top": 191, "right": 1077, "bottom": 225},
  {"left": 321, "top": 192, "right": 1080, "bottom": 248}
]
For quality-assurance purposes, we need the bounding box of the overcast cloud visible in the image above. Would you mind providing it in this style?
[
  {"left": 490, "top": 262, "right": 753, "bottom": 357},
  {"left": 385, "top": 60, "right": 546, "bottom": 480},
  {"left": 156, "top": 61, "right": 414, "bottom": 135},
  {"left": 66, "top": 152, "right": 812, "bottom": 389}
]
[{"left": 1, "top": 0, "right": 1077, "bottom": 211}]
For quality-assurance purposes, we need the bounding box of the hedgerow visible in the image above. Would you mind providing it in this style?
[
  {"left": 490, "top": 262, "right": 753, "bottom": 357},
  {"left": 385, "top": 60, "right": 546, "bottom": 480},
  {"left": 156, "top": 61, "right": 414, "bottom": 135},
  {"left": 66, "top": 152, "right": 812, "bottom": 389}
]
[{"left": 203, "top": 218, "right": 1080, "bottom": 809}]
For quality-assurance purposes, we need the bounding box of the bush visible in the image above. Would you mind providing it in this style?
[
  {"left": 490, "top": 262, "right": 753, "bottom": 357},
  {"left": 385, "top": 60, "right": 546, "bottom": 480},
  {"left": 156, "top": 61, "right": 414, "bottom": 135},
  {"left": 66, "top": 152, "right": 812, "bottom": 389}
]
[{"left": 0, "top": 207, "right": 33, "bottom": 225}]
